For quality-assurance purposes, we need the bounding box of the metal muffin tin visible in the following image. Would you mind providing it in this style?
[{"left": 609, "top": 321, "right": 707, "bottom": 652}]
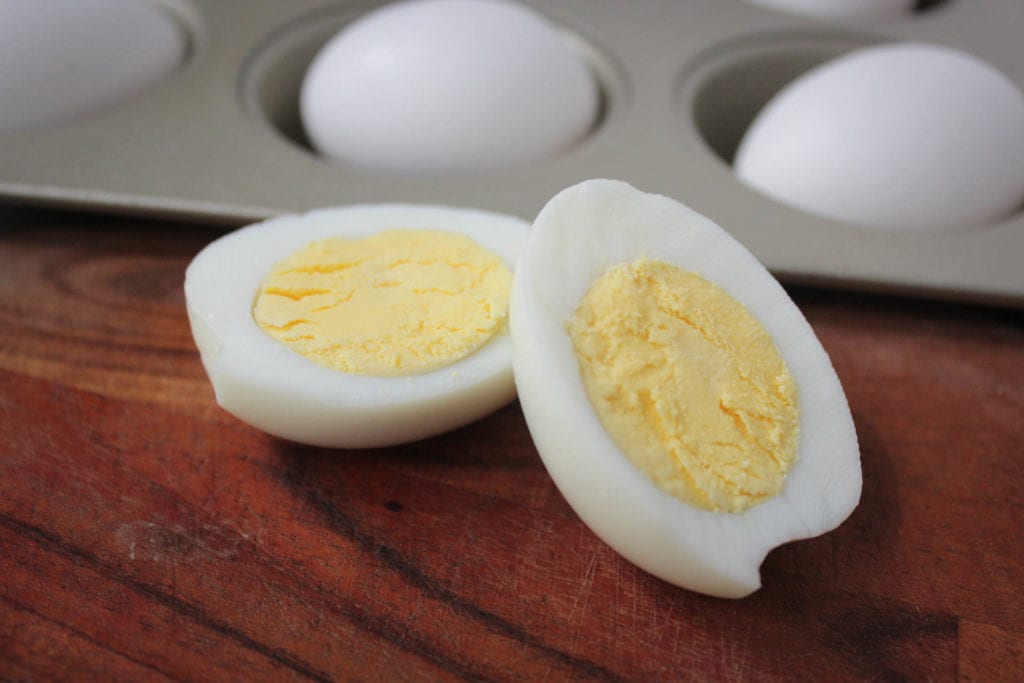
[{"left": 2, "top": 0, "right": 1022, "bottom": 305}]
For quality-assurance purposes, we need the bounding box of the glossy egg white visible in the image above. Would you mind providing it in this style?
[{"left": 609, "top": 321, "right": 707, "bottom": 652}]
[
  {"left": 185, "top": 204, "right": 530, "bottom": 449},
  {"left": 510, "top": 179, "right": 862, "bottom": 598},
  {"left": 300, "top": 0, "right": 598, "bottom": 173}
]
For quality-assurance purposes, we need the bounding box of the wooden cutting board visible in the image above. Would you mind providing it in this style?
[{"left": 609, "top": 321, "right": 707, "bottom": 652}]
[{"left": 1, "top": 206, "right": 1021, "bottom": 681}]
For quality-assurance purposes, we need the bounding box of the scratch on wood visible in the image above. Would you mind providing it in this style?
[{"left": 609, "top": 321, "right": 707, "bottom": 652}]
[{"left": 115, "top": 521, "right": 241, "bottom": 563}]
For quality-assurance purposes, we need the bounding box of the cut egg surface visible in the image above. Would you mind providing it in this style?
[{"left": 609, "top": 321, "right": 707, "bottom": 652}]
[
  {"left": 510, "top": 179, "right": 861, "bottom": 598},
  {"left": 185, "top": 204, "right": 529, "bottom": 449}
]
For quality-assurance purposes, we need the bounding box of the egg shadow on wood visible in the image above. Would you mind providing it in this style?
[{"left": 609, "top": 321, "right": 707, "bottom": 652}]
[
  {"left": 271, "top": 400, "right": 541, "bottom": 581},
  {"left": 273, "top": 400, "right": 535, "bottom": 468},
  {"left": 272, "top": 400, "right": 552, "bottom": 523}
]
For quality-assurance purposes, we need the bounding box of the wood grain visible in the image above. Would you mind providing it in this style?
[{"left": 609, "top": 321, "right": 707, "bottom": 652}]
[{"left": 1, "top": 206, "right": 1021, "bottom": 682}]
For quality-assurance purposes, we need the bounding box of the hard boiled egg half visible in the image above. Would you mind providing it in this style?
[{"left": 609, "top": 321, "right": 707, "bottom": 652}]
[
  {"left": 510, "top": 179, "right": 861, "bottom": 598},
  {"left": 185, "top": 182, "right": 860, "bottom": 598},
  {"left": 185, "top": 204, "right": 529, "bottom": 449}
]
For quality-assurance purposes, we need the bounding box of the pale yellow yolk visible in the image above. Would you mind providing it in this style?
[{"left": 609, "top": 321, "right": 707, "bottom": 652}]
[
  {"left": 252, "top": 229, "right": 512, "bottom": 376},
  {"left": 568, "top": 259, "right": 799, "bottom": 513}
]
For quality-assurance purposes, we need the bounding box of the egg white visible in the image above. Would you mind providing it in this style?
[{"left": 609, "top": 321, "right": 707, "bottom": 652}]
[
  {"left": 185, "top": 204, "right": 530, "bottom": 448},
  {"left": 509, "top": 179, "right": 861, "bottom": 598}
]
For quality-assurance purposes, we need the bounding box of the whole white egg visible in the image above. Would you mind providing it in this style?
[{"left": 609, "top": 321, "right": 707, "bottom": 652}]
[
  {"left": 734, "top": 43, "right": 1024, "bottom": 232},
  {"left": 742, "top": 0, "right": 914, "bottom": 20},
  {"left": 0, "top": 0, "right": 186, "bottom": 133},
  {"left": 299, "top": 0, "right": 599, "bottom": 173},
  {"left": 185, "top": 204, "right": 530, "bottom": 449},
  {"left": 510, "top": 179, "right": 861, "bottom": 598}
]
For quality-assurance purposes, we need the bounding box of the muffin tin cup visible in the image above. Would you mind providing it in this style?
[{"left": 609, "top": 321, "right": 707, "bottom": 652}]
[{"left": 2, "top": 0, "right": 1022, "bottom": 305}]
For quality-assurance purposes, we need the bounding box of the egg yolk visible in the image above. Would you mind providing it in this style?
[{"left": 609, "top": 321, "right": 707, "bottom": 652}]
[
  {"left": 568, "top": 259, "right": 799, "bottom": 513},
  {"left": 252, "top": 229, "right": 512, "bottom": 376}
]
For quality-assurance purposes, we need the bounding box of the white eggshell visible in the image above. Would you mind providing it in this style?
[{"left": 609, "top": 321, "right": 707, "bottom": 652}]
[
  {"left": 735, "top": 43, "right": 1024, "bottom": 232},
  {"left": 185, "top": 204, "right": 530, "bottom": 449},
  {"left": 510, "top": 179, "right": 861, "bottom": 598},
  {"left": 743, "top": 0, "right": 913, "bottom": 20},
  {"left": 0, "top": 0, "right": 186, "bottom": 133},
  {"left": 300, "top": 0, "right": 598, "bottom": 173}
]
